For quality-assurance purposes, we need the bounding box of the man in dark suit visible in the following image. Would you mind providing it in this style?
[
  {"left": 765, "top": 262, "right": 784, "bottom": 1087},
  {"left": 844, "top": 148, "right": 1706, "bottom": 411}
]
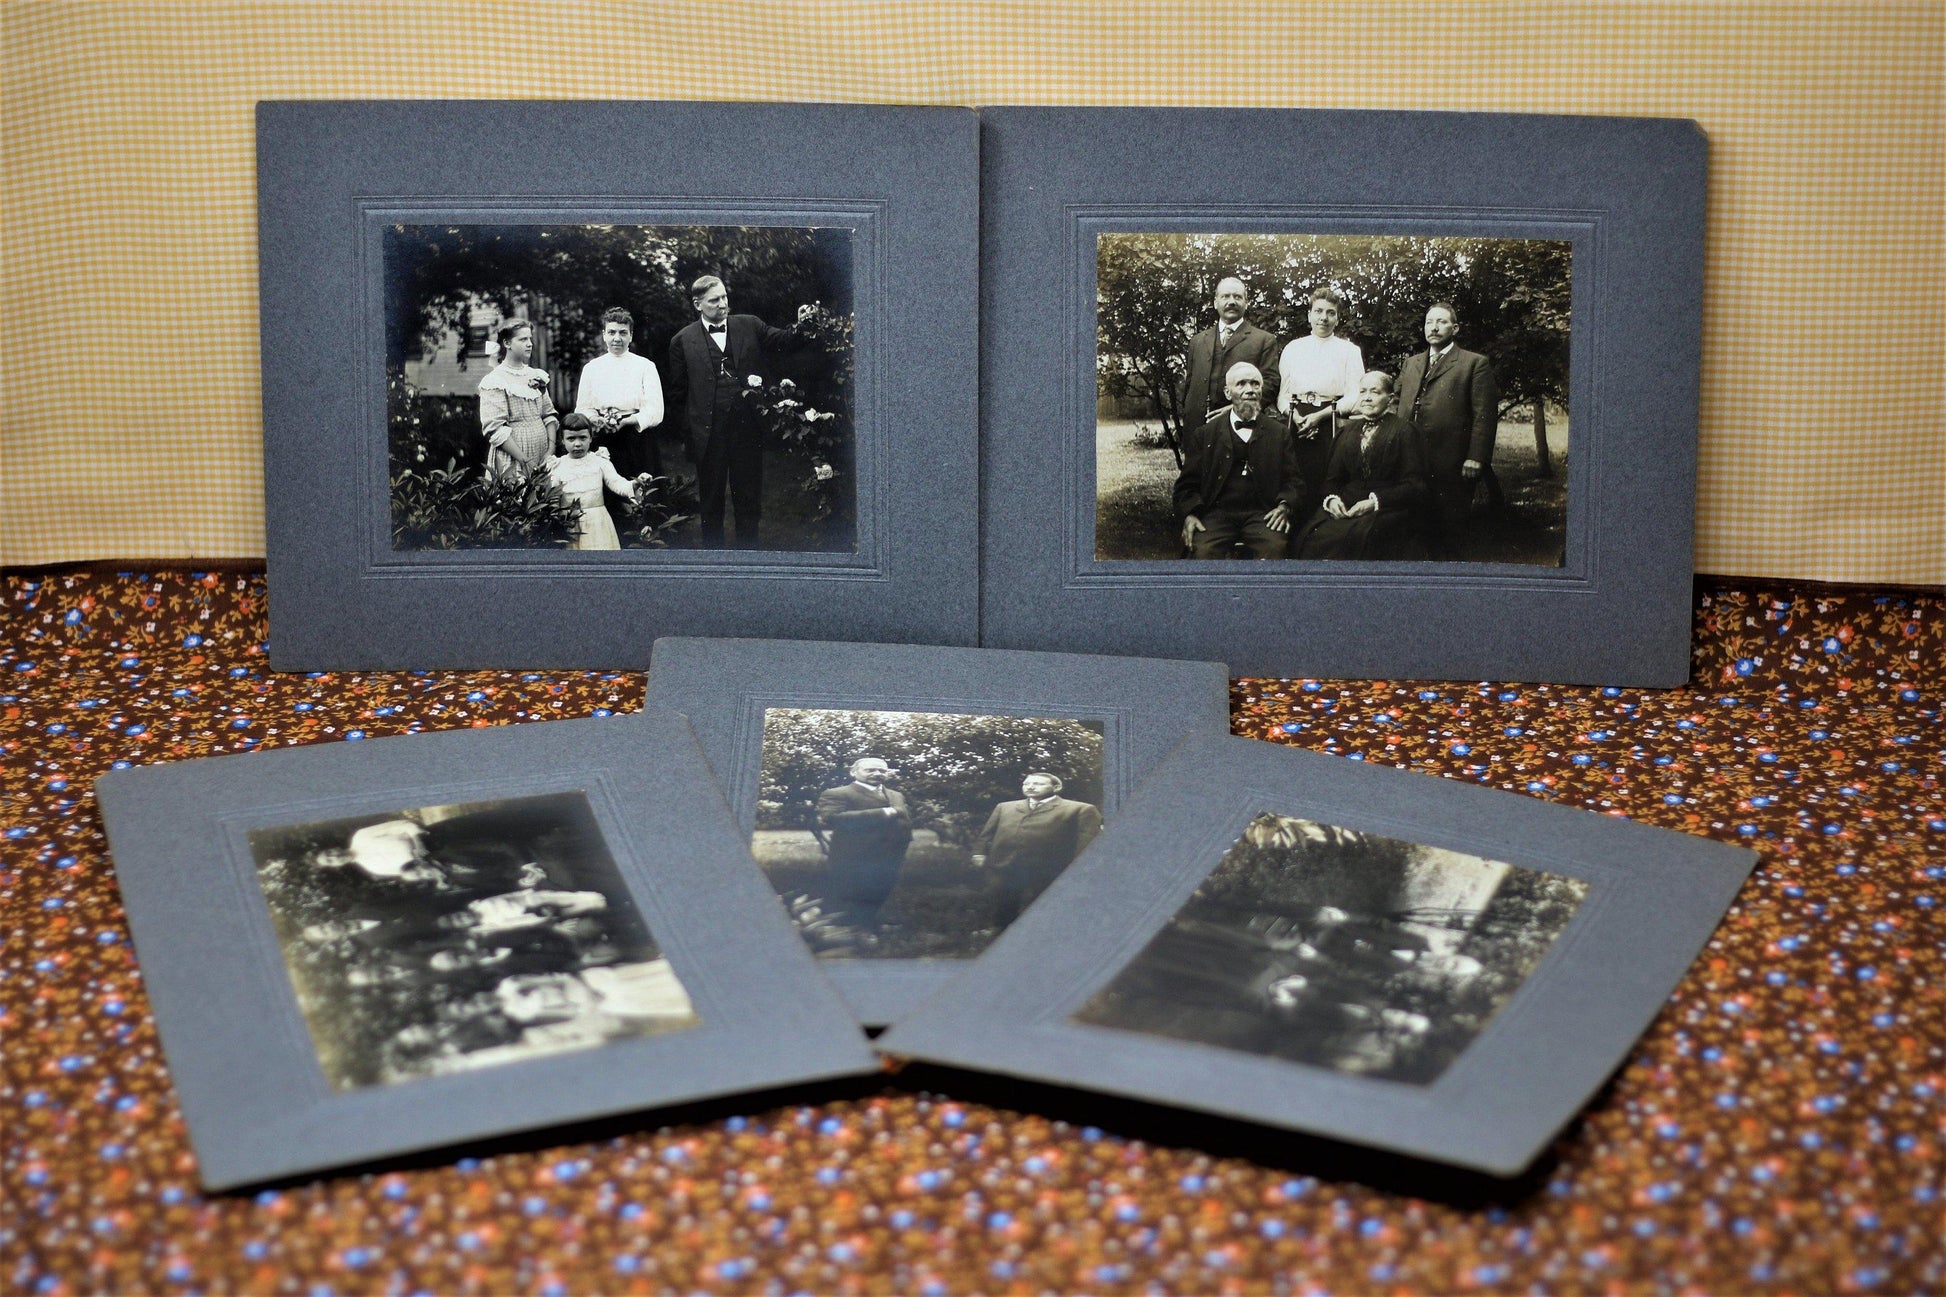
[
  {"left": 1180, "top": 277, "right": 1281, "bottom": 431},
  {"left": 665, "top": 275, "right": 814, "bottom": 548},
  {"left": 972, "top": 773, "right": 1103, "bottom": 926},
  {"left": 1394, "top": 301, "right": 1500, "bottom": 549},
  {"left": 1173, "top": 362, "right": 1303, "bottom": 559},
  {"left": 813, "top": 757, "right": 913, "bottom": 931}
]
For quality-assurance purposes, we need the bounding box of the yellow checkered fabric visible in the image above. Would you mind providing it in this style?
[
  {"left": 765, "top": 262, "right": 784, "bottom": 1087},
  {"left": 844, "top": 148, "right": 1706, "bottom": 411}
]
[{"left": 3, "top": 0, "right": 1940, "bottom": 583}]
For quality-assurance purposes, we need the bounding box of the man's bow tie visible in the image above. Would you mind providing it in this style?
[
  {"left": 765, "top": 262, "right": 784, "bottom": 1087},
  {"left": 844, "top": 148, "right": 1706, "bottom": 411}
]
[
  {"left": 705, "top": 323, "right": 726, "bottom": 334},
  {"left": 1233, "top": 419, "right": 1256, "bottom": 430}
]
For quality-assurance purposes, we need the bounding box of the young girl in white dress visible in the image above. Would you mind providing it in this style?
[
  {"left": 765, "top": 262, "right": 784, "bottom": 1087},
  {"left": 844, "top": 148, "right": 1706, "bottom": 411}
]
[{"left": 544, "top": 413, "right": 651, "bottom": 550}]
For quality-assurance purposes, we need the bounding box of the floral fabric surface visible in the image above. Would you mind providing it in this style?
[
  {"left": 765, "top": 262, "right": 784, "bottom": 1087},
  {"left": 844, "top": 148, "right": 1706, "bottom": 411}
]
[{"left": 2, "top": 571, "right": 1940, "bottom": 1294}]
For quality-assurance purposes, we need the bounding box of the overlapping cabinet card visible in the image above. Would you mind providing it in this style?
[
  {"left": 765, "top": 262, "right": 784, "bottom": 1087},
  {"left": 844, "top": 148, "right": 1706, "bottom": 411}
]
[
  {"left": 979, "top": 107, "right": 1707, "bottom": 685},
  {"left": 257, "top": 100, "right": 978, "bottom": 668},
  {"left": 94, "top": 712, "right": 876, "bottom": 1189},
  {"left": 642, "top": 638, "right": 1231, "bottom": 1025},
  {"left": 878, "top": 732, "right": 1756, "bottom": 1175}
]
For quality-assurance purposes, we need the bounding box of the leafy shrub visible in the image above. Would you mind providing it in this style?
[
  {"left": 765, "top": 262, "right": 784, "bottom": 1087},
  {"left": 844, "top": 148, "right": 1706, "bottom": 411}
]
[
  {"left": 615, "top": 472, "right": 698, "bottom": 549},
  {"left": 739, "top": 305, "right": 854, "bottom": 523},
  {"left": 390, "top": 460, "right": 581, "bottom": 550}
]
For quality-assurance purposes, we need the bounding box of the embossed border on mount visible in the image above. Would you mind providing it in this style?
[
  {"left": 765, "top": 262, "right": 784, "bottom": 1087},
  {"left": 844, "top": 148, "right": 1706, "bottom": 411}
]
[
  {"left": 1066, "top": 205, "right": 1600, "bottom": 592},
  {"left": 879, "top": 731, "right": 1757, "bottom": 1176},
  {"left": 642, "top": 637, "right": 1233, "bottom": 1026},
  {"left": 259, "top": 100, "right": 977, "bottom": 670},
  {"left": 93, "top": 712, "right": 877, "bottom": 1190},
  {"left": 358, "top": 200, "right": 886, "bottom": 579},
  {"left": 977, "top": 107, "right": 1706, "bottom": 685}
]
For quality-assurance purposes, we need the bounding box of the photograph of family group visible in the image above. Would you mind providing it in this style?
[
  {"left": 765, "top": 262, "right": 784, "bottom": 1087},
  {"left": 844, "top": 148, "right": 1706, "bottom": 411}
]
[
  {"left": 1072, "top": 813, "right": 1588, "bottom": 1084},
  {"left": 248, "top": 792, "right": 699, "bottom": 1089},
  {"left": 1096, "top": 232, "right": 1572, "bottom": 565},
  {"left": 384, "top": 222, "right": 856, "bottom": 554},
  {"left": 752, "top": 708, "right": 1108, "bottom": 959}
]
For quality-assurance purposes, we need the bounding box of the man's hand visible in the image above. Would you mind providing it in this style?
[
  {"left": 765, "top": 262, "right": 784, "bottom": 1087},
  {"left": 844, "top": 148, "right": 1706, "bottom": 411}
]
[
  {"left": 1181, "top": 515, "right": 1206, "bottom": 549},
  {"left": 1263, "top": 503, "right": 1292, "bottom": 534},
  {"left": 1461, "top": 459, "right": 1483, "bottom": 480}
]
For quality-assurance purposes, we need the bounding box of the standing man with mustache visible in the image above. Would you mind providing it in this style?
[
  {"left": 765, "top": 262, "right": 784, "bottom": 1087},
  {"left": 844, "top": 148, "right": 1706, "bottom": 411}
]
[
  {"left": 1395, "top": 301, "right": 1500, "bottom": 554},
  {"left": 1173, "top": 362, "right": 1303, "bottom": 559},
  {"left": 1180, "top": 277, "right": 1282, "bottom": 433},
  {"left": 665, "top": 276, "right": 815, "bottom": 549}
]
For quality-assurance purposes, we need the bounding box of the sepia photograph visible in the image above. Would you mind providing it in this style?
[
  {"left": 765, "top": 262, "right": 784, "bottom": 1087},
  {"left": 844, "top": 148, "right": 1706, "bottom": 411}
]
[
  {"left": 1072, "top": 812, "right": 1587, "bottom": 1084},
  {"left": 248, "top": 791, "right": 700, "bottom": 1089},
  {"left": 754, "top": 708, "right": 1107, "bottom": 960},
  {"left": 385, "top": 222, "right": 855, "bottom": 554},
  {"left": 1096, "top": 232, "right": 1571, "bottom": 566}
]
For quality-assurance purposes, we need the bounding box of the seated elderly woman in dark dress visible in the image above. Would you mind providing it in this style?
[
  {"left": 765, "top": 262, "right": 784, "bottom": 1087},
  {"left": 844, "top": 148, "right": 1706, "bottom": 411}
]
[{"left": 1294, "top": 371, "right": 1431, "bottom": 561}]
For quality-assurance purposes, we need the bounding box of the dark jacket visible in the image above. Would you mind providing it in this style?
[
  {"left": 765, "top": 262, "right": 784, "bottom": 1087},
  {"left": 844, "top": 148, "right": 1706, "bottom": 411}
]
[
  {"left": 1319, "top": 413, "right": 1430, "bottom": 512},
  {"left": 665, "top": 314, "right": 803, "bottom": 458},
  {"left": 1395, "top": 345, "right": 1499, "bottom": 480},
  {"left": 1181, "top": 320, "right": 1282, "bottom": 430},
  {"left": 974, "top": 797, "right": 1102, "bottom": 873},
  {"left": 815, "top": 782, "right": 913, "bottom": 869},
  {"left": 1172, "top": 411, "right": 1303, "bottom": 520}
]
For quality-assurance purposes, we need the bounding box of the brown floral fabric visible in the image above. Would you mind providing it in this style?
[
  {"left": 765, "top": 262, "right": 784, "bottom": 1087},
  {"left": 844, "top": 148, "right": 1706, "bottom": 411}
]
[{"left": 3, "top": 572, "right": 1940, "bottom": 1294}]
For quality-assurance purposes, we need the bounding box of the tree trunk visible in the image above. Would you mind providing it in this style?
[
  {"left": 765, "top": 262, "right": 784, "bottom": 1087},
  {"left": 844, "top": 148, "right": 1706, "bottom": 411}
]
[{"left": 1532, "top": 400, "right": 1553, "bottom": 478}]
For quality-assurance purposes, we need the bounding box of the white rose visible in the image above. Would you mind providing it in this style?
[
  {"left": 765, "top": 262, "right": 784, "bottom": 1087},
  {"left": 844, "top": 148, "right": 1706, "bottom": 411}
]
[
  {"left": 801, "top": 408, "right": 821, "bottom": 422},
  {"left": 746, "top": 374, "right": 763, "bottom": 388},
  {"left": 775, "top": 399, "right": 799, "bottom": 410},
  {"left": 814, "top": 463, "right": 835, "bottom": 481},
  {"left": 779, "top": 378, "right": 797, "bottom": 391}
]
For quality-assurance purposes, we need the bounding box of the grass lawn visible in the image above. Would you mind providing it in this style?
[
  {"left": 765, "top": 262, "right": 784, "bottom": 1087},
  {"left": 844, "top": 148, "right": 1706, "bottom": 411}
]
[
  {"left": 752, "top": 828, "right": 1007, "bottom": 959},
  {"left": 1094, "top": 417, "right": 1569, "bottom": 566}
]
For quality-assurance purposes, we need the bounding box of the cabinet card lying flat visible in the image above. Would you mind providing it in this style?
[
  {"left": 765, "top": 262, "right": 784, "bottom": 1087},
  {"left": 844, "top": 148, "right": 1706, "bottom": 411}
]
[
  {"left": 96, "top": 711, "right": 875, "bottom": 1189},
  {"left": 880, "top": 731, "right": 1756, "bottom": 1176},
  {"left": 643, "top": 637, "right": 1231, "bottom": 1025}
]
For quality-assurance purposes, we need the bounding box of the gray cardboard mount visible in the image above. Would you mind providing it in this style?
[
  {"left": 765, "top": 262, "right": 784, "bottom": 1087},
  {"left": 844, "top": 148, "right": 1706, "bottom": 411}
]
[
  {"left": 642, "top": 637, "right": 1232, "bottom": 1025},
  {"left": 258, "top": 100, "right": 978, "bottom": 669},
  {"left": 978, "top": 106, "right": 1708, "bottom": 686},
  {"left": 878, "top": 731, "right": 1756, "bottom": 1176},
  {"left": 94, "top": 712, "right": 877, "bottom": 1190}
]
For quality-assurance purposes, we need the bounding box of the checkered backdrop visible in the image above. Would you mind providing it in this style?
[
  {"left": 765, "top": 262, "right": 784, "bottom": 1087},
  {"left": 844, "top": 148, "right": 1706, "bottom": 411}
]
[{"left": 2, "top": 0, "right": 1940, "bottom": 583}]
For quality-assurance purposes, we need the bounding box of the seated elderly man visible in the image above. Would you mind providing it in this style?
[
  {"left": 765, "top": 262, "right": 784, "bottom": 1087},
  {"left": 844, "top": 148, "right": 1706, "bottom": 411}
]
[{"left": 1173, "top": 362, "right": 1303, "bottom": 559}]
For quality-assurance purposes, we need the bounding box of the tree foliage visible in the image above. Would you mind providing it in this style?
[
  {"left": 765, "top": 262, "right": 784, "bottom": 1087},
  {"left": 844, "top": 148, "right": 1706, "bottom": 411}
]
[
  {"left": 1097, "top": 233, "right": 1571, "bottom": 448},
  {"left": 757, "top": 709, "right": 1106, "bottom": 838},
  {"left": 384, "top": 223, "right": 852, "bottom": 377}
]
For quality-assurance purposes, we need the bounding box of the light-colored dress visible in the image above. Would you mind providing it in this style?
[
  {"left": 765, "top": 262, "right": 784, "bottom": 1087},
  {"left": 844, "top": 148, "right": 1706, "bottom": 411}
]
[
  {"left": 543, "top": 451, "right": 638, "bottom": 550},
  {"left": 479, "top": 364, "right": 558, "bottom": 478}
]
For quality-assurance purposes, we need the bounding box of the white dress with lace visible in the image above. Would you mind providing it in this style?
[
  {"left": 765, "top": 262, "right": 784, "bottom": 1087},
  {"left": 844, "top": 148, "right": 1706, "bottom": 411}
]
[{"left": 543, "top": 451, "right": 637, "bottom": 550}]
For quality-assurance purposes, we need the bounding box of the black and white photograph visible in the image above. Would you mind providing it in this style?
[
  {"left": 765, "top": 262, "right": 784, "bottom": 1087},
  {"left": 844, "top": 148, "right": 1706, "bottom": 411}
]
[
  {"left": 1096, "top": 232, "right": 1571, "bottom": 565},
  {"left": 754, "top": 707, "right": 1107, "bottom": 960},
  {"left": 1072, "top": 812, "right": 1587, "bottom": 1084},
  {"left": 386, "top": 222, "right": 855, "bottom": 554},
  {"left": 248, "top": 791, "right": 701, "bottom": 1089}
]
